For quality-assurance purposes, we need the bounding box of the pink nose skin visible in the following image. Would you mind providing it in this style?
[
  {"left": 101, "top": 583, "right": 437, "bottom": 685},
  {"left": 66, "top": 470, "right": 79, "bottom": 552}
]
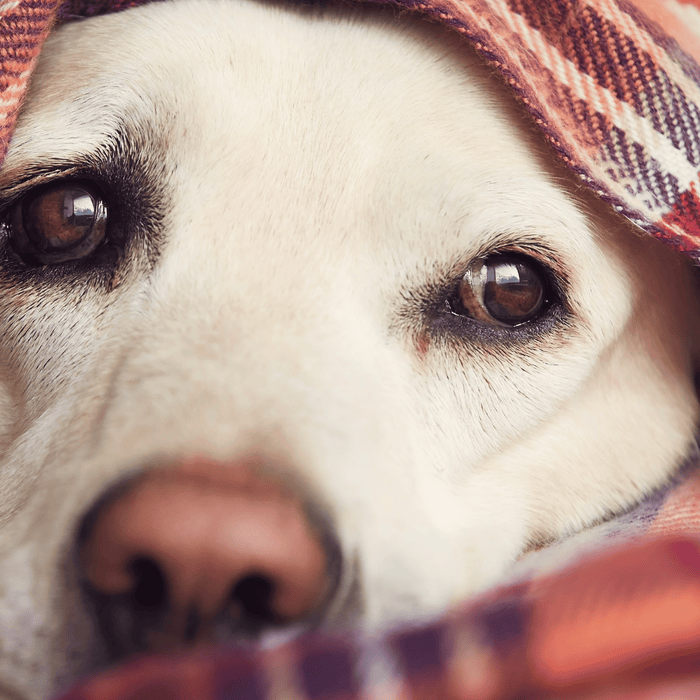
[{"left": 79, "top": 457, "right": 331, "bottom": 651}]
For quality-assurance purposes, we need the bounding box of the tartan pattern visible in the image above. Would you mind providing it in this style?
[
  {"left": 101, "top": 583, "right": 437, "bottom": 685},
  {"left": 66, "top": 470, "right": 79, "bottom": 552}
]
[
  {"left": 0, "top": 0, "right": 699, "bottom": 698},
  {"left": 0, "top": 0, "right": 58, "bottom": 158},
  {"left": 401, "top": 0, "right": 700, "bottom": 256}
]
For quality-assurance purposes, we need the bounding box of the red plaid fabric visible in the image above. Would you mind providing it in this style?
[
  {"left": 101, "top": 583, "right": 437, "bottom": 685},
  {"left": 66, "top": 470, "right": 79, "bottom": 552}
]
[{"left": 2, "top": 0, "right": 700, "bottom": 698}]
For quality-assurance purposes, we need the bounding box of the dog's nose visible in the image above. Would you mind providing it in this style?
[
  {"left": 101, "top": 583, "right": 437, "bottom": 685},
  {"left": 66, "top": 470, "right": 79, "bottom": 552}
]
[{"left": 77, "top": 457, "right": 337, "bottom": 655}]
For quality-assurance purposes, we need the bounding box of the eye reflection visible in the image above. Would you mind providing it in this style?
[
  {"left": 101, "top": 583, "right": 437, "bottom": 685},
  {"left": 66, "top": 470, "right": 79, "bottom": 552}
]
[
  {"left": 8, "top": 180, "right": 108, "bottom": 265},
  {"left": 457, "top": 254, "right": 546, "bottom": 326}
]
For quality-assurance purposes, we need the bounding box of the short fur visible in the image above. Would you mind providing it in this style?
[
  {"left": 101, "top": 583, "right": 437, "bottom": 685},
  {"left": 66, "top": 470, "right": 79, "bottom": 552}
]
[{"left": 0, "top": 0, "right": 698, "bottom": 697}]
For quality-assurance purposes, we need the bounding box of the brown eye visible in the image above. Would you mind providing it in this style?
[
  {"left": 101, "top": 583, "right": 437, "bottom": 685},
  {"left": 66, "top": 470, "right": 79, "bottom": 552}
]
[
  {"left": 8, "top": 181, "right": 107, "bottom": 265},
  {"left": 456, "top": 255, "right": 546, "bottom": 326}
]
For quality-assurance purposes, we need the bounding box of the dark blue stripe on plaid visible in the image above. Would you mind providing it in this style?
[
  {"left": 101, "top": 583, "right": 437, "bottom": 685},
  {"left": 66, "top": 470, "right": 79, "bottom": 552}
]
[
  {"left": 390, "top": 623, "right": 445, "bottom": 677},
  {"left": 651, "top": 68, "right": 700, "bottom": 167},
  {"left": 214, "top": 655, "right": 268, "bottom": 700},
  {"left": 300, "top": 646, "right": 358, "bottom": 698},
  {"left": 601, "top": 125, "right": 682, "bottom": 210},
  {"left": 477, "top": 599, "right": 529, "bottom": 648},
  {"left": 618, "top": 0, "right": 700, "bottom": 87}
]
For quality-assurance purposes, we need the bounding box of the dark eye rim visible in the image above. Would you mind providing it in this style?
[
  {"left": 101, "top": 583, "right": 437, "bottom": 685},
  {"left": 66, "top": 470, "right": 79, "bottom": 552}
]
[{"left": 4, "top": 178, "right": 109, "bottom": 267}]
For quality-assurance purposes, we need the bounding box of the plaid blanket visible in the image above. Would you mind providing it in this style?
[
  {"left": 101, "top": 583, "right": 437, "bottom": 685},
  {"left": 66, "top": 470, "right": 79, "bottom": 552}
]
[{"left": 2, "top": 0, "right": 700, "bottom": 698}]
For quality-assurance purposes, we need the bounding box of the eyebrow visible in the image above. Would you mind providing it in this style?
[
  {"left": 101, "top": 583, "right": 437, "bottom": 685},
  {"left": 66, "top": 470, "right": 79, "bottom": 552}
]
[
  {"left": 1, "top": 118, "right": 170, "bottom": 201},
  {"left": 0, "top": 108, "right": 171, "bottom": 195}
]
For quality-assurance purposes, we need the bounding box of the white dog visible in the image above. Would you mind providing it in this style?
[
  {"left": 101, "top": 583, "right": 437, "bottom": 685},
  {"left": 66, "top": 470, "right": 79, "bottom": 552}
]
[{"left": 0, "top": 0, "right": 699, "bottom": 697}]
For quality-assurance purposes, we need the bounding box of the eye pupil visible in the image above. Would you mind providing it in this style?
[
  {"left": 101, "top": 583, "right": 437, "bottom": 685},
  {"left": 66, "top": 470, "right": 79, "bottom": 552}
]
[
  {"left": 25, "top": 187, "right": 97, "bottom": 252},
  {"left": 482, "top": 259, "right": 544, "bottom": 324}
]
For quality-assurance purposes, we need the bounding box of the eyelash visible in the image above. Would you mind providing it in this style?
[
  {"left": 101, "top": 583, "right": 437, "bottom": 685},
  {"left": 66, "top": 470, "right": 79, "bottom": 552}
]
[{"left": 0, "top": 165, "right": 570, "bottom": 347}]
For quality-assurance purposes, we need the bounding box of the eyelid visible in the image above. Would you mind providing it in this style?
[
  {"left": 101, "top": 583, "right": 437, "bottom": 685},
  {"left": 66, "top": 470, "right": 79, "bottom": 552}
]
[{"left": 0, "top": 166, "right": 82, "bottom": 212}]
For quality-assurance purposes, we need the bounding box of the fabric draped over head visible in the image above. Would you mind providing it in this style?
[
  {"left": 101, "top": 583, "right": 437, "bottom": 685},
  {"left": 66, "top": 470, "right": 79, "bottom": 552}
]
[{"left": 1, "top": 0, "right": 700, "bottom": 258}]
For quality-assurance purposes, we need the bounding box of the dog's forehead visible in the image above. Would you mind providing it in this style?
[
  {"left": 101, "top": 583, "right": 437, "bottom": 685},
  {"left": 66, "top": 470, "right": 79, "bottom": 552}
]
[
  {"left": 3, "top": 0, "right": 620, "bottom": 282},
  {"left": 10, "top": 2, "right": 519, "bottom": 172}
]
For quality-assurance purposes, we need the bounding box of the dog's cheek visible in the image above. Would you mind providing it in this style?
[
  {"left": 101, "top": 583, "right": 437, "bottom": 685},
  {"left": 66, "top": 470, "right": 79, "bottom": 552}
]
[
  {"left": 0, "top": 283, "right": 105, "bottom": 404},
  {"left": 0, "top": 281, "right": 129, "bottom": 526},
  {"left": 0, "top": 377, "right": 14, "bottom": 452}
]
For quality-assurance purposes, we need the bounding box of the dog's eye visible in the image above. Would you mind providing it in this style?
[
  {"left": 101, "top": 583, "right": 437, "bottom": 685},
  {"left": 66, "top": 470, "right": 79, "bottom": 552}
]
[
  {"left": 450, "top": 254, "right": 547, "bottom": 326},
  {"left": 6, "top": 181, "right": 108, "bottom": 265}
]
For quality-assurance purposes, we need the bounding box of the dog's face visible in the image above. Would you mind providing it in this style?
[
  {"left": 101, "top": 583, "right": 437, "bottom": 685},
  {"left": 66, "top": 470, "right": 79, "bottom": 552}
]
[{"left": 0, "top": 0, "right": 699, "bottom": 696}]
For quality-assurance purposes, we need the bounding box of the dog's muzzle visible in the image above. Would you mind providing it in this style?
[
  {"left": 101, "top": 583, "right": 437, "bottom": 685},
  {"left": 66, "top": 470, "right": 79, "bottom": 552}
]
[{"left": 74, "top": 456, "right": 341, "bottom": 659}]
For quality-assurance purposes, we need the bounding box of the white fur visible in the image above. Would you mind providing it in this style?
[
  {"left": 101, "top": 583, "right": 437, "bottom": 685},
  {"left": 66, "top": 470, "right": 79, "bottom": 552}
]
[{"left": 0, "top": 0, "right": 698, "bottom": 697}]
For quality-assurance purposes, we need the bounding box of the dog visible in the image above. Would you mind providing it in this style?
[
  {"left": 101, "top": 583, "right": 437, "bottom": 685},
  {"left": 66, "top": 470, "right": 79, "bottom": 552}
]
[{"left": 0, "top": 0, "right": 699, "bottom": 697}]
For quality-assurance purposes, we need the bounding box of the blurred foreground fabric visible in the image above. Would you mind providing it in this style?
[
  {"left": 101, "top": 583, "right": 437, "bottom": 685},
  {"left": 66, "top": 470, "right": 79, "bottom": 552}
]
[{"left": 54, "top": 470, "right": 700, "bottom": 700}]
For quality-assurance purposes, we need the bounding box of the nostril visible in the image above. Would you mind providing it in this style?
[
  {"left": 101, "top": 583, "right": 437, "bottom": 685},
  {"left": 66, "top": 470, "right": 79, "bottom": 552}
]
[
  {"left": 231, "top": 574, "right": 276, "bottom": 625},
  {"left": 131, "top": 557, "right": 168, "bottom": 612},
  {"left": 76, "top": 460, "right": 343, "bottom": 657}
]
